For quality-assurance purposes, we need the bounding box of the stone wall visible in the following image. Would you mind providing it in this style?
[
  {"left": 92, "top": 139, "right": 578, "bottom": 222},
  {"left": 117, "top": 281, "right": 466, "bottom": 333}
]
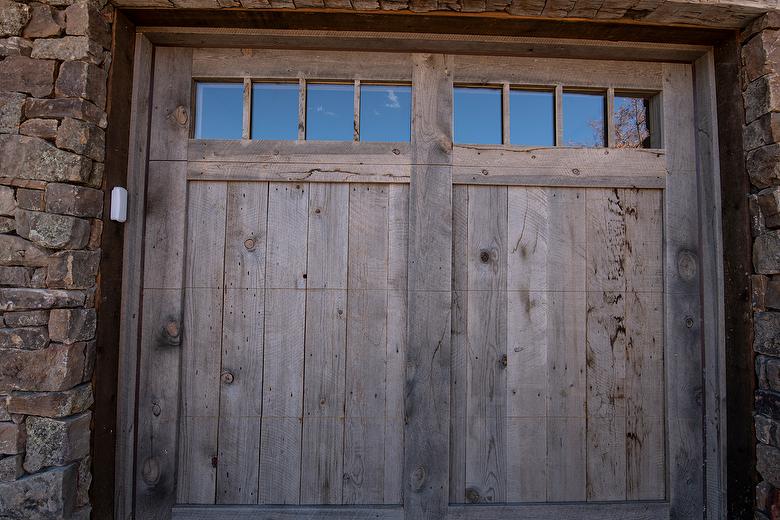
[
  {"left": 745, "top": 12, "right": 780, "bottom": 520},
  {"left": 0, "top": 0, "right": 111, "bottom": 518}
]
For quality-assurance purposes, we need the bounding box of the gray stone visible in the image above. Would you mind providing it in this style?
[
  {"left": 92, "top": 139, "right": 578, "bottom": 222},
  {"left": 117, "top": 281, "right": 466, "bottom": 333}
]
[
  {"left": 757, "top": 390, "right": 780, "bottom": 421},
  {"left": 767, "top": 280, "right": 780, "bottom": 310},
  {"left": 48, "top": 308, "right": 95, "bottom": 344},
  {"left": 30, "top": 35, "right": 102, "bottom": 64},
  {"left": 758, "top": 187, "right": 780, "bottom": 229},
  {"left": 743, "top": 29, "right": 780, "bottom": 83},
  {"left": 0, "top": 395, "right": 8, "bottom": 421},
  {"left": 759, "top": 443, "right": 780, "bottom": 488},
  {"left": 756, "top": 231, "right": 780, "bottom": 274},
  {"left": 0, "top": 135, "right": 92, "bottom": 184},
  {"left": 0, "top": 36, "right": 32, "bottom": 57},
  {"left": 0, "top": 288, "right": 85, "bottom": 311},
  {"left": 745, "top": 74, "right": 780, "bottom": 124},
  {"left": 7, "top": 383, "right": 92, "bottom": 418},
  {"left": 0, "top": 235, "right": 49, "bottom": 268},
  {"left": 0, "top": 267, "right": 30, "bottom": 287},
  {"left": 752, "top": 194, "right": 767, "bottom": 236},
  {"left": 758, "top": 355, "right": 780, "bottom": 392},
  {"left": 0, "top": 421, "right": 24, "bottom": 454},
  {"left": 55, "top": 117, "right": 104, "bottom": 162},
  {"left": 0, "top": 1, "right": 30, "bottom": 37},
  {"left": 80, "top": 339, "right": 93, "bottom": 382},
  {"left": 0, "top": 454, "right": 23, "bottom": 481},
  {"left": 55, "top": 60, "right": 107, "bottom": 109},
  {"left": 15, "top": 209, "right": 91, "bottom": 250},
  {"left": 757, "top": 413, "right": 780, "bottom": 448},
  {"left": 45, "top": 183, "right": 103, "bottom": 218},
  {"left": 19, "top": 118, "right": 58, "bottom": 140},
  {"left": 0, "top": 216, "right": 16, "bottom": 234},
  {"left": 0, "top": 56, "right": 55, "bottom": 98},
  {"left": 747, "top": 143, "right": 780, "bottom": 189},
  {"left": 46, "top": 249, "right": 99, "bottom": 289},
  {"left": 24, "top": 97, "right": 106, "bottom": 128},
  {"left": 0, "top": 92, "right": 25, "bottom": 134},
  {"left": 0, "top": 464, "right": 77, "bottom": 519},
  {"left": 745, "top": 112, "right": 780, "bottom": 152},
  {"left": 29, "top": 267, "right": 45, "bottom": 289},
  {"left": 75, "top": 454, "right": 89, "bottom": 506},
  {"left": 65, "top": 1, "right": 111, "bottom": 49},
  {"left": 0, "top": 327, "right": 49, "bottom": 350},
  {"left": 3, "top": 310, "right": 49, "bottom": 327},
  {"left": 756, "top": 312, "right": 780, "bottom": 356},
  {"left": 0, "top": 186, "right": 15, "bottom": 217},
  {"left": 23, "top": 412, "right": 90, "bottom": 473},
  {"left": 22, "top": 3, "right": 63, "bottom": 38},
  {"left": 15, "top": 188, "right": 44, "bottom": 212},
  {"left": 0, "top": 342, "right": 86, "bottom": 391}
]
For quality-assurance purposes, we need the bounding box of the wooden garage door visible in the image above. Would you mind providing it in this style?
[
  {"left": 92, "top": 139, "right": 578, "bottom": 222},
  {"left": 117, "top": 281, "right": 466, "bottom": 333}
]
[{"left": 126, "top": 45, "right": 707, "bottom": 520}]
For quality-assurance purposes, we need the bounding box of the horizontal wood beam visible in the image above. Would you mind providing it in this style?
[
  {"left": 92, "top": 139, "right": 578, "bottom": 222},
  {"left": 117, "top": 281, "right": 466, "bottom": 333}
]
[
  {"left": 171, "top": 505, "right": 404, "bottom": 519},
  {"left": 447, "top": 501, "right": 670, "bottom": 520}
]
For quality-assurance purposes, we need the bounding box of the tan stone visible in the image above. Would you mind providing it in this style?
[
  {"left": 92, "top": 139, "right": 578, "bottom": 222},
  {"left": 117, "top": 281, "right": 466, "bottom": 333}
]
[
  {"left": 745, "top": 112, "right": 780, "bottom": 152},
  {"left": 0, "top": 287, "right": 85, "bottom": 311},
  {"left": 0, "top": 0, "right": 30, "bottom": 37},
  {"left": 15, "top": 188, "right": 45, "bottom": 212},
  {"left": 0, "top": 36, "right": 32, "bottom": 56},
  {"left": 0, "top": 341, "right": 86, "bottom": 391},
  {"left": 24, "top": 98, "right": 106, "bottom": 128},
  {"left": 745, "top": 73, "right": 780, "bottom": 124},
  {"left": 747, "top": 143, "right": 780, "bottom": 189},
  {"left": 0, "top": 464, "right": 77, "bottom": 518},
  {"left": 46, "top": 249, "right": 99, "bottom": 289},
  {"left": 19, "top": 118, "right": 58, "bottom": 141},
  {"left": 7, "top": 383, "right": 92, "bottom": 418},
  {"left": 55, "top": 118, "right": 105, "bottom": 162},
  {"left": 22, "top": 3, "right": 63, "bottom": 38},
  {"left": 48, "top": 308, "right": 95, "bottom": 344},
  {"left": 55, "top": 60, "right": 107, "bottom": 110},
  {"left": 0, "top": 421, "right": 25, "bottom": 455},
  {"left": 0, "top": 56, "right": 55, "bottom": 98},
  {"left": 65, "top": 1, "right": 111, "bottom": 49},
  {"left": 3, "top": 310, "right": 49, "bottom": 327},
  {"left": 743, "top": 29, "right": 780, "bottom": 84},
  {"left": 759, "top": 187, "right": 780, "bottom": 229},
  {"left": 0, "top": 186, "right": 15, "bottom": 218},
  {"left": 0, "top": 327, "right": 49, "bottom": 350},
  {"left": 45, "top": 183, "right": 103, "bottom": 218},
  {"left": 30, "top": 35, "right": 102, "bottom": 64},
  {"left": 0, "top": 235, "right": 50, "bottom": 268}
]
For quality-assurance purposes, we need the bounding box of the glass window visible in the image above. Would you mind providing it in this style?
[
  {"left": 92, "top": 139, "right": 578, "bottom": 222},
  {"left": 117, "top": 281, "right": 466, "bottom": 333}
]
[
  {"left": 562, "top": 91, "right": 605, "bottom": 147},
  {"left": 614, "top": 95, "right": 652, "bottom": 148},
  {"left": 360, "top": 84, "right": 411, "bottom": 142},
  {"left": 454, "top": 87, "right": 502, "bottom": 145},
  {"left": 252, "top": 83, "right": 299, "bottom": 141},
  {"left": 510, "top": 89, "right": 555, "bottom": 147},
  {"left": 306, "top": 83, "right": 354, "bottom": 141},
  {"left": 194, "top": 83, "right": 243, "bottom": 140}
]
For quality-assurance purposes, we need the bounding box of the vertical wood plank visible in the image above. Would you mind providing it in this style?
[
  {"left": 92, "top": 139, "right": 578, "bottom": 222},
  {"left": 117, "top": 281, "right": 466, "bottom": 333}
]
[
  {"left": 298, "top": 78, "right": 306, "bottom": 141},
  {"left": 450, "top": 186, "right": 468, "bottom": 503},
  {"left": 344, "top": 184, "right": 389, "bottom": 504},
  {"left": 178, "top": 181, "right": 227, "bottom": 504},
  {"left": 405, "top": 53, "right": 452, "bottom": 520},
  {"left": 502, "top": 83, "right": 510, "bottom": 145},
  {"left": 149, "top": 47, "right": 192, "bottom": 161},
  {"left": 259, "top": 182, "right": 309, "bottom": 504},
  {"left": 301, "top": 183, "right": 349, "bottom": 505},
  {"left": 135, "top": 161, "right": 188, "bottom": 518},
  {"left": 465, "top": 185, "right": 507, "bottom": 503},
  {"left": 506, "top": 187, "right": 548, "bottom": 502},
  {"left": 216, "top": 182, "right": 268, "bottom": 504},
  {"left": 117, "top": 32, "right": 152, "bottom": 520},
  {"left": 544, "top": 188, "right": 587, "bottom": 502},
  {"left": 354, "top": 79, "right": 361, "bottom": 142},
  {"left": 606, "top": 87, "right": 615, "bottom": 148},
  {"left": 242, "top": 77, "right": 251, "bottom": 140},
  {"left": 554, "top": 84, "right": 563, "bottom": 146},
  {"left": 662, "top": 62, "right": 704, "bottom": 519},
  {"left": 585, "top": 188, "right": 627, "bottom": 501},
  {"left": 384, "top": 184, "right": 409, "bottom": 505}
]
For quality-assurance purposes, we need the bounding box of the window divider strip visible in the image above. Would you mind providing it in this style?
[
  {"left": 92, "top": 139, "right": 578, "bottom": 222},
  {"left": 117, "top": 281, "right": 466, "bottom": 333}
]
[
  {"left": 502, "top": 82, "right": 510, "bottom": 145},
  {"left": 554, "top": 84, "right": 563, "bottom": 146},
  {"left": 606, "top": 87, "right": 616, "bottom": 148},
  {"left": 298, "top": 78, "right": 306, "bottom": 141},
  {"left": 242, "top": 77, "right": 251, "bottom": 140},
  {"left": 354, "top": 79, "right": 361, "bottom": 142}
]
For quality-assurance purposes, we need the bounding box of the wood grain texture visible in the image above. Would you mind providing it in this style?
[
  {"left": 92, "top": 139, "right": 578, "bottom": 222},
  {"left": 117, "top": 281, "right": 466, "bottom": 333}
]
[
  {"left": 149, "top": 47, "right": 192, "bottom": 161},
  {"left": 172, "top": 505, "right": 404, "bottom": 519},
  {"left": 447, "top": 501, "right": 670, "bottom": 520},
  {"left": 404, "top": 53, "right": 453, "bottom": 520}
]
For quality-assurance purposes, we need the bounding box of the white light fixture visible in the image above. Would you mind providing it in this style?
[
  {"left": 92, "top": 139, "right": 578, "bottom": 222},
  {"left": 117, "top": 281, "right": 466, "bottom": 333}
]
[{"left": 111, "top": 187, "right": 128, "bottom": 223}]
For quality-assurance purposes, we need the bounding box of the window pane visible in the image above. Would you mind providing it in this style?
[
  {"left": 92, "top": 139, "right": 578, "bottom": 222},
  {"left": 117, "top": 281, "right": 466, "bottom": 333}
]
[
  {"left": 510, "top": 89, "right": 554, "bottom": 146},
  {"left": 252, "top": 83, "right": 299, "bottom": 140},
  {"left": 306, "top": 83, "right": 354, "bottom": 141},
  {"left": 614, "top": 95, "right": 652, "bottom": 148},
  {"left": 360, "top": 85, "right": 411, "bottom": 142},
  {"left": 454, "top": 87, "right": 502, "bottom": 145},
  {"left": 562, "top": 92, "right": 605, "bottom": 147},
  {"left": 195, "top": 83, "right": 243, "bottom": 140}
]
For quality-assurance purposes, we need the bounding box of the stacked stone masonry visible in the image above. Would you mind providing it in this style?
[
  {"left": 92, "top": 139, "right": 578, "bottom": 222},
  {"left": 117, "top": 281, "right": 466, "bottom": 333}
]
[
  {"left": 0, "top": 0, "right": 110, "bottom": 518},
  {"left": 747, "top": 12, "right": 780, "bottom": 520}
]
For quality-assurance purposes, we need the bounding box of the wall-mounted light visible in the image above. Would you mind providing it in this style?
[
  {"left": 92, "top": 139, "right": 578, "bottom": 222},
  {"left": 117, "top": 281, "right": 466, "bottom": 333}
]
[{"left": 111, "top": 187, "right": 128, "bottom": 223}]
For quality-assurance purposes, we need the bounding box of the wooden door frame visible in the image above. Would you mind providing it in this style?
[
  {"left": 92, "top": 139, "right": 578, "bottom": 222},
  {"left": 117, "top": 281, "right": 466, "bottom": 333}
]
[{"left": 110, "top": 28, "right": 727, "bottom": 520}]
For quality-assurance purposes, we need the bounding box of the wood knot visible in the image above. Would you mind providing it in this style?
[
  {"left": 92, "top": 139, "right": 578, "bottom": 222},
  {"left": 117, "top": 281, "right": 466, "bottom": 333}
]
[
  {"left": 141, "top": 457, "right": 160, "bottom": 485},
  {"left": 571, "top": 168, "right": 581, "bottom": 176},
  {"left": 173, "top": 105, "right": 188, "bottom": 126},
  {"left": 685, "top": 316, "right": 694, "bottom": 329},
  {"left": 152, "top": 403, "right": 161, "bottom": 417},
  {"left": 211, "top": 456, "right": 218, "bottom": 468},
  {"left": 500, "top": 354, "right": 508, "bottom": 368},
  {"left": 221, "top": 371, "right": 234, "bottom": 385},
  {"left": 314, "top": 208, "right": 321, "bottom": 214},
  {"left": 411, "top": 465, "right": 426, "bottom": 491},
  {"left": 479, "top": 250, "right": 491, "bottom": 263},
  {"left": 164, "top": 321, "right": 180, "bottom": 339},
  {"left": 465, "top": 487, "right": 481, "bottom": 503},
  {"left": 244, "top": 238, "right": 256, "bottom": 250},
  {"left": 677, "top": 250, "right": 697, "bottom": 281}
]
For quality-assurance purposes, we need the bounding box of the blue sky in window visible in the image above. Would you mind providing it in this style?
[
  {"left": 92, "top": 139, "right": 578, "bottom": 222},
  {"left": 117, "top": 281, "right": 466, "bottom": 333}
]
[
  {"left": 454, "top": 87, "right": 502, "bottom": 145},
  {"left": 360, "top": 85, "right": 411, "bottom": 142},
  {"left": 195, "top": 83, "right": 243, "bottom": 140},
  {"left": 510, "top": 90, "right": 554, "bottom": 146},
  {"left": 252, "top": 83, "right": 299, "bottom": 140},
  {"left": 563, "top": 92, "right": 605, "bottom": 147},
  {"left": 306, "top": 84, "right": 354, "bottom": 141}
]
